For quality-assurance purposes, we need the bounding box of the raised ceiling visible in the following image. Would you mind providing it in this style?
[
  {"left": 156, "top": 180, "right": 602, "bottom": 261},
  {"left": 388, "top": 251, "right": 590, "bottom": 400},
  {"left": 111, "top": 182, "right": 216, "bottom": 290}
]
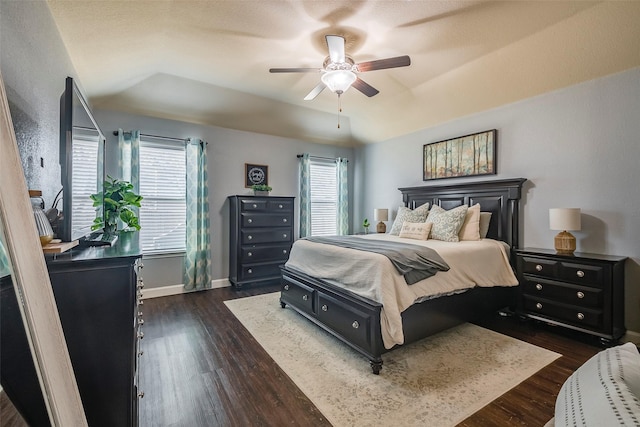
[{"left": 46, "top": 1, "right": 640, "bottom": 147}]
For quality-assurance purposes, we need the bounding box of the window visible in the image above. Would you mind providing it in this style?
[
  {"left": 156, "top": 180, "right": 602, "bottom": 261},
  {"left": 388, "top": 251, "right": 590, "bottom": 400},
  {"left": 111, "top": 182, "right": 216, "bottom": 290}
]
[
  {"left": 309, "top": 159, "right": 338, "bottom": 236},
  {"left": 138, "top": 138, "right": 186, "bottom": 253}
]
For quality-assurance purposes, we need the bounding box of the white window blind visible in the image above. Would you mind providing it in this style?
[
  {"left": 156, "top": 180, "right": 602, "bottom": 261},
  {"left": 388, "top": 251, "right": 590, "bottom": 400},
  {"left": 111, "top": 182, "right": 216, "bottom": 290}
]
[
  {"left": 71, "top": 135, "right": 100, "bottom": 239},
  {"left": 139, "top": 139, "right": 186, "bottom": 253},
  {"left": 309, "top": 160, "right": 338, "bottom": 236}
]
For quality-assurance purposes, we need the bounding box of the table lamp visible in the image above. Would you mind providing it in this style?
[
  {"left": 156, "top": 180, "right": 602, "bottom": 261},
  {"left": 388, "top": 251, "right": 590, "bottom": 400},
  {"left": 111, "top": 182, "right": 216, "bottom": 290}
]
[
  {"left": 549, "top": 208, "right": 581, "bottom": 255},
  {"left": 374, "top": 208, "right": 388, "bottom": 233}
]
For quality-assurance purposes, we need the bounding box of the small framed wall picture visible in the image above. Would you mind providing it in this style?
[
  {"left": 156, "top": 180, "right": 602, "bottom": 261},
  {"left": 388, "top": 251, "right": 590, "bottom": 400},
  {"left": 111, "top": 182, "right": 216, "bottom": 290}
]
[{"left": 245, "top": 163, "right": 268, "bottom": 188}]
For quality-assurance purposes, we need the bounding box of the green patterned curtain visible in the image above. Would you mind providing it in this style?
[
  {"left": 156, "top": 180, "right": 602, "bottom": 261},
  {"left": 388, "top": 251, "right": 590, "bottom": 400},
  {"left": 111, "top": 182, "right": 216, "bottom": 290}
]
[
  {"left": 336, "top": 157, "right": 349, "bottom": 235},
  {"left": 183, "top": 138, "right": 211, "bottom": 291},
  {"left": 299, "top": 153, "right": 311, "bottom": 237},
  {"left": 118, "top": 129, "right": 140, "bottom": 194}
]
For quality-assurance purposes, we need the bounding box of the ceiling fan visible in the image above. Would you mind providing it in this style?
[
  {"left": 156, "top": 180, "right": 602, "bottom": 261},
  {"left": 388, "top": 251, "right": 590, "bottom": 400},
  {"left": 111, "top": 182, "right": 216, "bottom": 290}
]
[{"left": 269, "top": 35, "right": 411, "bottom": 101}]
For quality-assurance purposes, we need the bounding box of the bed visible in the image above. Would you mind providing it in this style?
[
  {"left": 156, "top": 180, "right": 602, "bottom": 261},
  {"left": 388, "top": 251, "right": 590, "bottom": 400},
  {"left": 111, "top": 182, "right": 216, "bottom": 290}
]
[{"left": 279, "top": 178, "right": 526, "bottom": 374}]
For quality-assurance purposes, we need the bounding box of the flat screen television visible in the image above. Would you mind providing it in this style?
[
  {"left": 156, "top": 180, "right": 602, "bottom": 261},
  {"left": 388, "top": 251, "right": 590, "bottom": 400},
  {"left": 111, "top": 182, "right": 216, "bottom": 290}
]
[{"left": 59, "top": 77, "right": 106, "bottom": 242}]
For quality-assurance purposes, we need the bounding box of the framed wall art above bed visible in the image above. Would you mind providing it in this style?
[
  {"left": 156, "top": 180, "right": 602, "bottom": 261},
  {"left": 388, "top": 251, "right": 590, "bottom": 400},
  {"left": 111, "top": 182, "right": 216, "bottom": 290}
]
[{"left": 423, "top": 129, "right": 497, "bottom": 181}]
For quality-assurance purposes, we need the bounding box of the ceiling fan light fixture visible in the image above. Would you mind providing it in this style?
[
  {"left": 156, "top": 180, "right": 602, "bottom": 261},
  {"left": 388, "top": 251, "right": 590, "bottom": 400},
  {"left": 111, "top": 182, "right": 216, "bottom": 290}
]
[{"left": 321, "top": 70, "right": 356, "bottom": 94}]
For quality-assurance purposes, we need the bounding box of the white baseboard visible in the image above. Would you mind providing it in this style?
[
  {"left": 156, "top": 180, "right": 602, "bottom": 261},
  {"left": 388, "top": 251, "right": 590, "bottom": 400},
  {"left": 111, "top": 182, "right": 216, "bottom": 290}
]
[
  {"left": 141, "top": 278, "right": 230, "bottom": 299},
  {"left": 623, "top": 330, "right": 640, "bottom": 345}
]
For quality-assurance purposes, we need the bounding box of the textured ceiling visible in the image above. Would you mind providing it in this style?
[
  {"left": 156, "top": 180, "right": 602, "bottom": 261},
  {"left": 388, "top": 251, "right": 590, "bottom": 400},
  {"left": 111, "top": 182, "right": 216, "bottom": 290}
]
[{"left": 46, "top": 1, "right": 640, "bottom": 147}]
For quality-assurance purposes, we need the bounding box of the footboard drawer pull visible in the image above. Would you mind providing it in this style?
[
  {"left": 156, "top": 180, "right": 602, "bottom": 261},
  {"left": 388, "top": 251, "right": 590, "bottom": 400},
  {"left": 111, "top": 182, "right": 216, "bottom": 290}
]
[
  {"left": 577, "top": 291, "right": 585, "bottom": 299},
  {"left": 577, "top": 312, "right": 585, "bottom": 320},
  {"left": 535, "top": 284, "right": 543, "bottom": 291},
  {"left": 576, "top": 270, "right": 585, "bottom": 278},
  {"left": 535, "top": 264, "right": 543, "bottom": 271},
  {"left": 535, "top": 303, "right": 543, "bottom": 309},
  {"left": 352, "top": 321, "right": 359, "bottom": 329},
  {"left": 302, "top": 294, "right": 308, "bottom": 301},
  {"left": 321, "top": 304, "right": 328, "bottom": 312},
  {"left": 284, "top": 284, "right": 289, "bottom": 291}
]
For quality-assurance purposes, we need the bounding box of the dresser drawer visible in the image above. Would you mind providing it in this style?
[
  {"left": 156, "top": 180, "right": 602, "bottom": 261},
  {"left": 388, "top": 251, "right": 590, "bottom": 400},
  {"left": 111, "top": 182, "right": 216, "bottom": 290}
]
[
  {"left": 521, "top": 277, "right": 602, "bottom": 308},
  {"left": 241, "top": 244, "right": 291, "bottom": 263},
  {"left": 267, "top": 199, "right": 293, "bottom": 212},
  {"left": 241, "top": 213, "right": 292, "bottom": 228},
  {"left": 240, "top": 199, "right": 268, "bottom": 211},
  {"left": 239, "top": 262, "right": 282, "bottom": 281},
  {"left": 519, "top": 256, "right": 558, "bottom": 278},
  {"left": 523, "top": 296, "right": 602, "bottom": 329},
  {"left": 241, "top": 228, "right": 291, "bottom": 244},
  {"left": 557, "top": 261, "right": 605, "bottom": 287},
  {"left": 281, "top": 278, "right": 315, "bottom": 313},
  {"left": 317, "top": 293, "right": 372, "bottom": 351}
]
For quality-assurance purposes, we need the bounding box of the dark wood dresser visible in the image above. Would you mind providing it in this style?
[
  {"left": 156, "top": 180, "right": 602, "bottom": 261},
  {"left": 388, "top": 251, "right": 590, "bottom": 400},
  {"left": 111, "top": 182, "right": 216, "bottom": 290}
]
[
  {"left": 515, "top": 248, "right": 627, "bottom": 344},
  {"left": 0, "top": 232, "right": 143, "bottom": 426},
  {"left": 228, "top": 195, "right": 294, "bottom": 288}
]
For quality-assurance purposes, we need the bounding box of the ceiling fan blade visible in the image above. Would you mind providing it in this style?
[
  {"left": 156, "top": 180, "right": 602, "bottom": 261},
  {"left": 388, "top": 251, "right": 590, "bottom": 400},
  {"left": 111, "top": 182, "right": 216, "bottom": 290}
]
[
  {"left": 304, "top": 82, "right": 326, "bottom": 101},
  {"left": 326, "top": 35, "right": 345, "bottom": 63},
  {"left": 355, "top": 55, "right": 411, "bottom": 72},
  {"left": 269, "top": 67, "right": 323, "bottom": 73},
  {"left": 352, "top": 78, "right": 379, "bottom": 97}
]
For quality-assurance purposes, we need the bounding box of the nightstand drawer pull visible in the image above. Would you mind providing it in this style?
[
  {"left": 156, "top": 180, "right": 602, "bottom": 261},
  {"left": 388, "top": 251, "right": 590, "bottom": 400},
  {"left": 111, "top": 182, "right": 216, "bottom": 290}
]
[
  {"left": 322, "top": 304, "right": 328, "bottom": 312},
  {"left": 576, "top": 291, "right": 585, "bottom": 299},
  {"left": 352, "top": 321, "right": 360, "bottom": 329},
  {"left": 284, "top": 284, "right": 289, "bottom": 291},
  {"left": 577, "top": 312, "right": 585, "bottom": 320},
  {"left": 535, "top": 303, "right": 543, "bottom": 309},
  {"left": 302, "top": 294, "right": 309, "bottom": 301},
  {"left": 535, "top": 284, "right": 543, "bottom": 291},
  {"left": 535, "top": 264, "right": 543, "bottom": 272},
  {"left": 576, "top": 270, "right": 585, "bottom": 278}
]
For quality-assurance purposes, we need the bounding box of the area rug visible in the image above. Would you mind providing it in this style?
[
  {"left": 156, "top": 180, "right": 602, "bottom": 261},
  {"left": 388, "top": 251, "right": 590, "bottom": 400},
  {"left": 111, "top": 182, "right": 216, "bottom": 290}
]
[{"left": 224, "top": 292, "right": 561, "bottom": 427}]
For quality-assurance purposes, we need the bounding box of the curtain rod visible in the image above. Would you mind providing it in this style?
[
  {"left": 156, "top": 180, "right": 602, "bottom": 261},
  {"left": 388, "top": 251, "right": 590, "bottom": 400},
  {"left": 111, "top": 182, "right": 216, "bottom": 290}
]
[
  {"left": 113, "top": 130, "right": 191, "bottom": 144},
  {"left": 297, "top": 154, "right": 348, "bottom": 163}
]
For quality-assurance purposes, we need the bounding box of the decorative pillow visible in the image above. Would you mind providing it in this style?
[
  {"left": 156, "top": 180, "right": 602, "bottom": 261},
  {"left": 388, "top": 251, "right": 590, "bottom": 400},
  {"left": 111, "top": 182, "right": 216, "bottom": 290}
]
[
  {"left": 555, "top": 342, "right": 640, "bottom": 426},
  {"left": 479, "top": 212, "right": 492, "bottom": 239},
  {"left": 458, "top": 203, "right": 481, "bottom": 241},
  {"left": 389, "top": 203, "right": 430, "bottom": 235},
  {"left": 426, "top": 205, "right": 468, "bottom": 242},
  {"left": 399, "top": 221, "right": 432, "bottom": 240}
]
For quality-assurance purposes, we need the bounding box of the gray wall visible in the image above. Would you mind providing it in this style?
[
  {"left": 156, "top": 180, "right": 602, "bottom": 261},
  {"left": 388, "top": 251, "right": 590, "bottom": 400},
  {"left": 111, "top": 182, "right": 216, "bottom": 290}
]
[
  {"left": 0, "top": 0, "right": 77, "bottom": 204},
  {"left": 355, "top": 67, "right": 640, "bottom": 335},
  {"left": 95, "top": 109, "right": 353, "bottom": 288}
]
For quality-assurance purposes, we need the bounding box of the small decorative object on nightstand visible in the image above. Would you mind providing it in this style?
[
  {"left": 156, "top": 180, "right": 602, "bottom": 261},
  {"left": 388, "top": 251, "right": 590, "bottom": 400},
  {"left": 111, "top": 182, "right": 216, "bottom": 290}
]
[
  {"left": 549, "top": 208, "right": 581, "bottom": 255},
  {"left": 374, "top": 208, "right": 388, "bottom": 233},
  {"left": 362, "top": 218, "right": 370, "bottom": 234},
  {"left": 515, "top": 247, "right": 627, "bottom": 345}
]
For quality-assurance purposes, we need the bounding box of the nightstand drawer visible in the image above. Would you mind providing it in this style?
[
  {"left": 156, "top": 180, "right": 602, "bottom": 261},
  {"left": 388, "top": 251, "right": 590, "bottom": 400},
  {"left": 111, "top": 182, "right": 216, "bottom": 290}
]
[
  {"left": 557, "top": 261, "right": 605, "bottom": 287},
  {"left": 523, "top": 296, "right": 602, "bottom": 328},
  {"left": 519, "top": 256, "right": 558, "bottom": 278},
  {"left": 521, "top": 277, "right": 602, "bottom": 308}
]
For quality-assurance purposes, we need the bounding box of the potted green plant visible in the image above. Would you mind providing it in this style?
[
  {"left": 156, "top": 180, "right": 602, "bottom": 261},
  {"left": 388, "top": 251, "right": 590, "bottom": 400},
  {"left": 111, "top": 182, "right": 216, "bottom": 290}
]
[
  {"left": 251, "top": 184, "right": 272, "bottom": 196},
  {"left": 363, "top": 218, "right": 370, "bottom": 234},
  {"left": 90, "top": 176, "right": 143, "bottom": 237}
]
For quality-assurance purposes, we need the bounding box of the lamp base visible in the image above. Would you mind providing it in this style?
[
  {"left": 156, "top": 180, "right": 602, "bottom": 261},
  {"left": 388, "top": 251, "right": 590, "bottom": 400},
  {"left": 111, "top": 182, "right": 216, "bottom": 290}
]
[
  {"left": 376, "top": 221, "right": 386, "bottom": 233},
  {"left": 554, "top": 230, "right": 576, "bottom": 255}
]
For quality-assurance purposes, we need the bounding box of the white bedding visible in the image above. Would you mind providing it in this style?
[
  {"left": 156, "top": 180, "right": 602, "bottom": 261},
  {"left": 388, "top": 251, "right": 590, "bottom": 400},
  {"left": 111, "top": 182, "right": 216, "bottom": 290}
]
[{"left": 284, "top": 234, "right": 518, "bottom": 349}]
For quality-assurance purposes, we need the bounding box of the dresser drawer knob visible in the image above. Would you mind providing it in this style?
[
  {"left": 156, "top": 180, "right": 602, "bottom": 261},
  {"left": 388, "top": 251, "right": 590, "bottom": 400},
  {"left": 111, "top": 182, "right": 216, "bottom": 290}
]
[
  {"left": 284, "top": 284, "right": 289, "bottom": 291},
  {"left": 577, "top": 312, "right": 585, "bottom": 320},
  {"left": 139, "top": 319, "right": 145, "bottom": 325},
  {"left": 247, "top": 269, "right": 253, "bottom": 274},
  {"left": 302, "top": 294, "right": 308, "bottom": 301},
  {"left": 138, "top": 300, "right": 144, "bottom": 306},
  {"left": 138, "top": 391, "right": 145, "bottom": 398},
  {"left": 138, "top": 351, "right": 144, "bottom": 357},
  {"left": 279, "top": 204, "right": 283, "bottom": 209},
  {"left": 576, "top": 270, "right": 585, "bottom": 278},
  {"left": 247, "top": 252, "right": 252, "bottom": 257},
  {"left": 576, "top": 291, "right": 585, "bottom": 299},
  {"left": 535, "top": 284, "right": 543, "bottom": 291},
  {"left": 282, "top": 218, "right": 287, "bottom": 223},
  {"left": 283, "top": 249, "right": 287, "bottom": 254},
  {"left": 322, "top": 304, "right": 328, "bottom": 312},
  {"left": 283, "top": 234, "right": 287, "bottom": 238},
  {"left": 535, "top": 303, "right": 543, "bottom": 309},
  {"left": 138, "top": 311, "right": 143, "bottom": 317},
  {"left": 137, "top": 331, "right": 144, "bottom": 339},
  {"left": 535, "top": 264, "right": 543, "bottom": 272},
  {"left": 247, "top": 235, "right": 253, "bottom": 240},
  {"left": 248, "top": 219, "right": 253, "bottom": 223},
  {"left": 352, "top": 321, "right": 360, "bottom": 329},
  {"left": 252, "top": 204, "right": 257, "bottom": 208}
]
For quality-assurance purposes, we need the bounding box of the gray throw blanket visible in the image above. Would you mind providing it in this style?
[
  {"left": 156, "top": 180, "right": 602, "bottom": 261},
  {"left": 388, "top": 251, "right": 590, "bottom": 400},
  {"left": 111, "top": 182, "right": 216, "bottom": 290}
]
[{"left": 304, "top": 236, "right": 450, "bottom": 285}]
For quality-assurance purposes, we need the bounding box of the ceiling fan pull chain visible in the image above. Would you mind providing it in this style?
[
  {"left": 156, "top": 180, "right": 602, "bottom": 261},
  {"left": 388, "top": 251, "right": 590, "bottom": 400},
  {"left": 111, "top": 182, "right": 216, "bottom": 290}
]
[{"left": 337, "top": 94, "right": 342, "bottom": 129}]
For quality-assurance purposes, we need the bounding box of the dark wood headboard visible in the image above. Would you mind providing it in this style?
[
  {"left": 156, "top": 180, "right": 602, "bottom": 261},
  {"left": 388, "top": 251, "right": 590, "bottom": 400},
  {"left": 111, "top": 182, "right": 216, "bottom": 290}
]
[{"left": 399, "top": 178, "right": 526, "bottom": 249}]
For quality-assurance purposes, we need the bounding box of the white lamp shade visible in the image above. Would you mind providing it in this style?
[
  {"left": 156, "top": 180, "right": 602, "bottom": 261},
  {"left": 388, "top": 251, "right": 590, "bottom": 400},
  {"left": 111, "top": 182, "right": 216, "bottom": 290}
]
[
  {"left": 321, "top": 70, "right": 356, "bottom": 94},
  {"left": 549, "top": 208, "right": 581, "bottom": 231},
  {"left": 374, "top": 209, "right": 388, "bottom": 222}
]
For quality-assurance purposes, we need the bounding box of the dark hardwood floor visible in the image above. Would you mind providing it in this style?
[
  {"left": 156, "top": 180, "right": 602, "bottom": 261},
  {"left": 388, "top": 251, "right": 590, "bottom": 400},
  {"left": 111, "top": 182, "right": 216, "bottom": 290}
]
[{"left": 1, "top": 284, "right": 606, "bottom": 426}]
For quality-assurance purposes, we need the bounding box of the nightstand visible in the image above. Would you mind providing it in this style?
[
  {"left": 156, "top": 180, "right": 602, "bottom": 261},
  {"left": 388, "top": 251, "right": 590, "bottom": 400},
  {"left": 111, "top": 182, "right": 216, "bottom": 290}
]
[{"left": 515, "top": 248, "right": 627, "bottom": 344}]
